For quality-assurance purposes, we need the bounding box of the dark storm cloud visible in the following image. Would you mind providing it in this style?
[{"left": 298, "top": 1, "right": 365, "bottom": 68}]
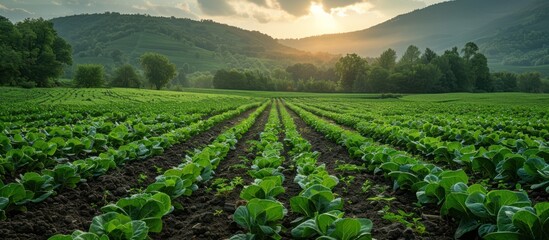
[{"left": 197, "top": 0, "right": 236, "bottom": 16}]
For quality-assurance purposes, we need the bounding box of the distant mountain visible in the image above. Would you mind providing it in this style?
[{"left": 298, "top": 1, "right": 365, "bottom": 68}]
[
  {"left": 279, "top": 0, "right": 549, "bottom": 71},
  {"left": 51, "top": 13, "right": 333, "bottom": 74}
]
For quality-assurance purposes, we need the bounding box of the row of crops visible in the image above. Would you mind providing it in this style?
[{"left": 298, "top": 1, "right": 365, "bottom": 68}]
[
  {"left": 284, "top": 98, "right": 549, "bottom": 239},
  {"left": 0, "top": 88, "right": 547, "bottom": 239}
]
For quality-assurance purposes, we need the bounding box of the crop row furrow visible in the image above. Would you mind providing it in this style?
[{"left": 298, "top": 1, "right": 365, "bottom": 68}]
[
  {"left": 279, "top": 100, "right": 374, "bottom": 239},
  {"left": 285, "top": 101, "right": 548, "bottom": 239},
  {"left": 46, "top": 100, "right": 269, "bottom": 240},
  {"left": 292, "top": 101, "right": 549, "bottom": 193},
  {"left": 0, "top": 101, "right": 263, "bottom": 220}
]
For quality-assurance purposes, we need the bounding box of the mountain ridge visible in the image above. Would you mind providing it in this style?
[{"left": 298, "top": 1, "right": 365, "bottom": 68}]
[{"left": 278, "top": 0, "right": 546, "bottom": 69}]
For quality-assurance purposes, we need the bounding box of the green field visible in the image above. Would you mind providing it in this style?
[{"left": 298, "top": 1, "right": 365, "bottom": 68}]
[{"left": 0, "top": 87, "right": 547, "bottom": 240}]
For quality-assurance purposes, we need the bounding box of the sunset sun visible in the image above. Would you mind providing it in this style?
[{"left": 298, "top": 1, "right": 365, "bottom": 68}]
[{"left": 309, "top": 2, "right": 336, "bottom": 30}]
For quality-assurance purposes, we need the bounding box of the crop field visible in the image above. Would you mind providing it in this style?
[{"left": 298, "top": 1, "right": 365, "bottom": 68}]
[{"left": 0, "top": 88, "right": 548, "bottom": 240}]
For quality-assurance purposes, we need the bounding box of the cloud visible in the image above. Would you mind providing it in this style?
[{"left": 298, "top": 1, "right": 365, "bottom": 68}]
[
  {"left": 197, "top": 0, "right": 236, "bottom": 16},
  {"left": 367, "top": 0, "right": 427, "bottom": 16},
  {"left": 322, "top": 0, "right": 364, "bottom": 10},
  {"left": 129, "top": 1, "right": 197, "bottom": 18},
  {"left": 247, "top": 0, "right": 268, "bottom": 7},
  {"left": 275, "top": 0, "right": 310, "bottom": 16},
  {"left": 0, "top": 3, "right": 35, "bottom": 15}
]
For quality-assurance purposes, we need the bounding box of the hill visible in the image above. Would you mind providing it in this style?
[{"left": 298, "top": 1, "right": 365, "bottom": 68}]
[
  {"left": 279, "top": 0, "right": 549, "bottom": 73},
  {"left": 51, "top": 13, "right": 334, "bottom": 74}
]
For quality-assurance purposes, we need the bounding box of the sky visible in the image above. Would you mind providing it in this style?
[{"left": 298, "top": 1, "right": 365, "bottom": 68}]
[{"left": 0, "top": 0, "right": 446, "bottom": 39}]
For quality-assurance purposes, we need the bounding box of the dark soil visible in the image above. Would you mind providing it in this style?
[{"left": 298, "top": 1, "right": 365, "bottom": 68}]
[
  {"left": 150, "top": 105, "right": 271, "bottom": 240},
  {"left": 284, "top": 104, "right": 456, "bottom": 240},
  {"left": 0, "top": 107, "right": 258, "bottom": 240}
]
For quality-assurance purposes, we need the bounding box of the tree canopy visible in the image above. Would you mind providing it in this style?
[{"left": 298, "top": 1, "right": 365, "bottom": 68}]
[
  {"left": 111, "top": 64, "right": 141, "bottom": 88},
  {"left": 75, "top": 64, "right": 105, "bottom": 88},
  {"left": 0, "top": 16, "right": 72, "bottom": 87},
  {"left": 140, "top": 52, "right": 176, "bottom": 90}
]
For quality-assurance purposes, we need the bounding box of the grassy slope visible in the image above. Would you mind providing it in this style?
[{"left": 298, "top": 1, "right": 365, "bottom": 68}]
[{"left": 52, "top": 13, "right": 333, "bottom": 73}]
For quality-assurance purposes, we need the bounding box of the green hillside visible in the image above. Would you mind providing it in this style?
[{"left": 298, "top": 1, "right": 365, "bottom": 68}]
[
  {"left": 279, "top": 0, "right": 548, "bottom": 73},
  {"left": 51, "top": 13, "right": 333, "bottom": 75},
  {"left": 476, "top": 0, "right": 549, "bottom": 67}
]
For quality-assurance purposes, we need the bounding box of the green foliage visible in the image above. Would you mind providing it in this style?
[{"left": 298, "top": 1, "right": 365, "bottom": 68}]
[
  {"left": 335, "top": 54, "right": 368, "bottom": 92},
  {"left": 232, "top": 198, "right": 287, "bottom": 240},
  {"left": 0, "top": 17, "right": 72, "bottom": 87},
  {"left": 290, "top": 184, "right": 343, "bottom": 220},
  {"left": 89, "top": 212, "right": 149, "bottom": 240},
  {"left": 75, "top": 64, "right": 105, "bottom": 88},
  {"left": 140, "top": 52, "right": 176, "bottom": 90},
  {"left": 378, "top": 49, "right": 397, "bottom": 70},
  {"left": 292, "top": 210, "right": 373, "bottom": 240},
  {"left": 101, "top": 192, "right": 173, "bottom": 233},
  {"left": 111, "top": 64, "right": 141, "bottom": 88},
  {"left": 240, "top": 177, "right": 285, "bottom": 201}
]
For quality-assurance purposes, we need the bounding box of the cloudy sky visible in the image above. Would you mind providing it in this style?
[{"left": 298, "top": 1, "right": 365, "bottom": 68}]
[{"left": 0, "top": 0, "right": 446, "bottom": 38}]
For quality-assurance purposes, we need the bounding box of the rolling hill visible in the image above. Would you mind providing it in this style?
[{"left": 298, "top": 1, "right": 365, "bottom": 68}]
[
  {"left": 279, "top": 0, "right": 549, "bottom": 74},
  {"left": 51, "top": 13, "right": 334, "bottom": 74}
]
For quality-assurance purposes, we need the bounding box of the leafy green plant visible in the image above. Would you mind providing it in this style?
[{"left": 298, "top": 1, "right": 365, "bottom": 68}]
[
  {"left": 101, "top": 192, "right": 173, "bottom": 233},
  {"left": 146, "top": 163, "right": 200, "bottom": 198},
  {"left": 17, "top": 172, "right": 55, "bottom": 203},
  {"left": 43, "top": 164, "right": 81, "bottom": 188},
  {"left": 416, "top": 169, "right": 469, "bottom": 205},
  {"left": 240, "top": 176, "right": 285, "bottom": 201},
  {"left": 290, "top": 184, "right": 343, "bottom": 221},
  {"left": 232, "top": 198, "right": 287, "bottom": 240},
  {"left": 292, "top": 210, "right": 373, "bottom": 240},
  {"left": 0, "top": 182, "right": 34, "bottom": 219},
  {"left": 89, "top": 212, "right": 149, "bottom": 240}
]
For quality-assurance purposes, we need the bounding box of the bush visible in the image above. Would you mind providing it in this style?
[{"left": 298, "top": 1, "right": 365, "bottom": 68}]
[
  {"left": 74, "top": 64, "right": 105, "bottom": 88},
  {"left": 19, "top": 81, "right": 36, "bottom": 89}
]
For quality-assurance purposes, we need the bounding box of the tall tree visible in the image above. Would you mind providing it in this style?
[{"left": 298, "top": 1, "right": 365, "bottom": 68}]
[
  {"left": 443, "top": 49, "right": 472, "bottom": 91},
  {"left": 16, "top": 18, "right": 72, "bottom": 87},
  {"left": 335, "top": 53, "right": 368, "bottom": 92},
  {"left": 368, "top": 67, "right": 391, "bottom": 93},
  {"left": 462, "top": 42, "right": 479, "bottom": 61},
  {"left": 140, "top": 52, "right": 176, "bottom": 90},
  {"left": 399, "top": 45, "right": 421, "bottom": 66},
  {"left": 378, "top": 48, "right": 397, "bottom": 70},
  {"left": 111, "top": 64, "right": 141, "bottom": 88},
  {"left": 0, "top": 16, "right": 22, "bottom": 86},
  {"left": 470, "top": 53, "right": 492, "bottom": 91},
  {"left": 421, "top": 48, "right": 438, "bottom": 64}
]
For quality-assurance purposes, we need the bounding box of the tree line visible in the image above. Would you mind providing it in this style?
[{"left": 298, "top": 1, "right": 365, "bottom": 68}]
[
  {"left": 211, "top": 42, "right": 548, "bottom": 93},
  {"left": 74, "top": 53, "right": 176, "bottom": 90}
]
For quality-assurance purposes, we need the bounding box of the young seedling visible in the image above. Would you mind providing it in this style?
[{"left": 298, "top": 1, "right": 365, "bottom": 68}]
[
  {"left": 213, "top": 209, "right": 224, "bottom": 216},
  {"left": 137, "top": 173, "right": 148, "bottom": 184},
  {"left": 378, "top": 206, "right": 426, "bottom": 235},
  {"left": 361, "top": 180, "right": 372, "bottom": 193},
  {"left": 335, "top": 163, "right": 366, "bottom": 172}
]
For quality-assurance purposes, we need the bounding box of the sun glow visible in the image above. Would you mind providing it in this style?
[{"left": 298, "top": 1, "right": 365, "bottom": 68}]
[
  {"left": 308, "top": 2, "right": 337, "bottom": 31},
  {"left": 309, "top": 3, "right": 325, "bottom": 15}
]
